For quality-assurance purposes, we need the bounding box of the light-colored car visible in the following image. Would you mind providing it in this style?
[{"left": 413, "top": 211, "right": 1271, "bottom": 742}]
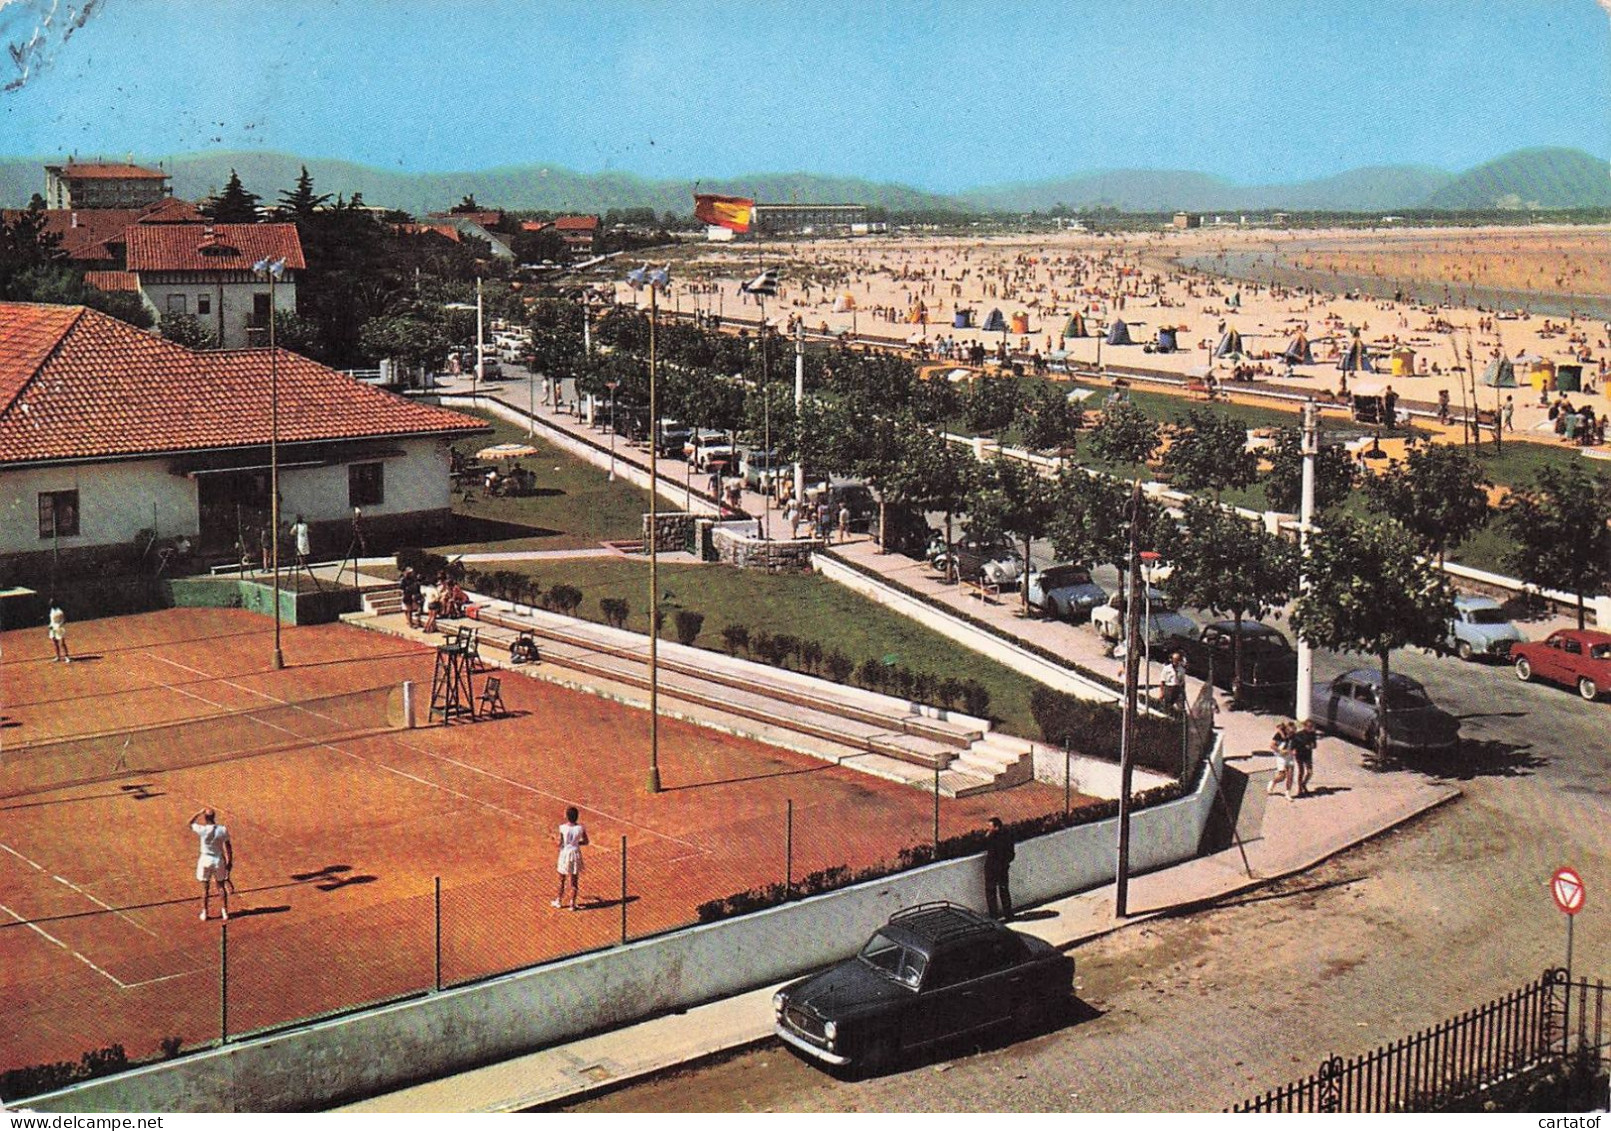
[
  {"left": 1445, "top": 595, "right": 1524, "bottom": 662},
  {"left": 1092, "top": 587, "right": 1197, "bottom": 654},
  {"left": 1310, "top": 669, "right": 1462, "bottom": 754},
  {"left": 1025, "top": 563, "right": 1108, "bottom": 621}
]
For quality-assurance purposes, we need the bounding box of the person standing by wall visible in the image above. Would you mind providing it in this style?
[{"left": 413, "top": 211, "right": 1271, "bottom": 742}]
[
  {"left": 47, "top": 601, "right": 70, "bottom": 663},
  {"left": 1160, "top": 651, "right": 1187, "bottom": 714},
  {"left": 983, "top": 816, "right": 1015, "bottom": 921},
  {"left": 291, "top": 515, "right": 311, "bottom": 571}
]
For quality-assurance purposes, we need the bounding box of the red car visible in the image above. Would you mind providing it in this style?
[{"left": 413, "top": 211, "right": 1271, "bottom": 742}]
[{"left": 1511, "top": 629, "right": 1611, "bottom": 701}]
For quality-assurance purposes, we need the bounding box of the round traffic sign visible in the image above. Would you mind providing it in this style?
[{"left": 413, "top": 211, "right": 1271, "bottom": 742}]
[{"left": 1552, "top": 867, "right": 1586, "bottom": 916}]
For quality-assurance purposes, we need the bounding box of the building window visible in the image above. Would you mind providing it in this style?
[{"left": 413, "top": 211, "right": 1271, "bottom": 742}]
[
  {"left": 349, "top": 462, "right": 384, "bottom": 508},
  {"left": 166, "top": 293, "right": 188, "bottom": 315},
  {"left": 39, "top": 490, "right": 79, "bottom": 538},
  {"left": 197, "top": 294, "right": 212, "bottom": 315},
  {"left": 251, "top": 293, "right": 272, "bottom": 328}
]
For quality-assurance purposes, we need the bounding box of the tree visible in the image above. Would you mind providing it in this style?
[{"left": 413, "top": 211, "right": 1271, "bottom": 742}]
[
  {"left": 1263, "top": 425, "right": 1357, "bottom": 514},
  {"left": 964, "top": 373, "right": 1020, "bottom": 434},
  {"left": 1502, "top": 464, "right": 1611, "bottom": 629},
  {"left": 969, "top": 457, "right": 1057, "bottom": 611},
  {"left": 1166, "top": 498, "right": 1299, "bottom": 704},
  {"left": 1016, "top": 380, "right": 1084, "bottom": 452},
  {"left": 1087, "top": 399, "right": 1161, "bottom": 467},
  {"left": 0, "top": 207, "right": 65, "bottom": 297},
  {"left": 1050, "top": 469, "right": 1168, "bottom": 579},
  {"left": 1290, "top": 516, "right": 1456, "bottom": 762},
  {"left": 451, "top": 194, "right": 481, "bottom": 214},
  {"left": 1161, "top": 407, "right": 1258, "bottom": 498},
  {"left": 1363, "top": 440, "right": 1492, "bottom": 567},
  {"left": 357, "top": 312, "right": 451, "bottom": 373},
  {"left": 905, "top": 428, "right": 975, "bottom": 577},
  {"left": 276, "top": 165, "right": 332, "bottom": 220},
  {"left": 202, "top": 170, "right": 261, "bottom": 223},
  {"left": 160, "top": 313, "right": 217, "bottom": 350}
]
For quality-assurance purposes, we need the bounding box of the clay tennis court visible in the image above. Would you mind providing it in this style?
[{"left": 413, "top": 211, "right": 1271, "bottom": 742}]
[{"left": 0, "top": 607, "right": 1067, "bottom": 1080}]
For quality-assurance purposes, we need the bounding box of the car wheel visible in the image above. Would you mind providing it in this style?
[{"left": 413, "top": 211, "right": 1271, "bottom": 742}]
[
  {"left": 1456, "top": 640, "right": 1474, "bottom": 662},
  {"left": 1515, "top": 657, "right": 1533, "bottom": 682},
  {"left": 1580, "top": 677, "right": 1600, "bottom": 702}
]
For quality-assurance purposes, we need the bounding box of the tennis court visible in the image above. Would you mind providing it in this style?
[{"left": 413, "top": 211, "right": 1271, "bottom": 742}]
[{"left": 0, "top": 606, "right": 1068, "bottom": 1084}]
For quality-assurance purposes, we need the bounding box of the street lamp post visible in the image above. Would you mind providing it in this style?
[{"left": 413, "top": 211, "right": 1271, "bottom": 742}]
[
  {"left": 628, "top": 266, "right": 670, "bottom": 794},
  {"left": 1115, "top": 480, "right": 1145, "bottom": 917},
  {"left": 1295, "top": 399, "right": 1318, "bottom": 723},
  {"left": 253, "top": 256, "right": 287, "bottom": 670},
  {"left": 606, "top": 379, "right": 620, "bottom": 482}
]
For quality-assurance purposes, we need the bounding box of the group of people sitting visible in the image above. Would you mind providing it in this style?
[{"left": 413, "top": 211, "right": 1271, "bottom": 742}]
[
  {"left": 1547, "top": 394, "right": 1607, "bottom": 446},
  {"left": 399, "top": 566, "right": 469, "bottom": 633},
  {"left": 484, "top": 465, "right": 536, "bottom": 497}
]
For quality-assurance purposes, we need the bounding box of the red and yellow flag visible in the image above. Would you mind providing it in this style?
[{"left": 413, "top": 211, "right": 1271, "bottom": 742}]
[{"left": 694, "top": 193, "right": 754, "bottom": 233}]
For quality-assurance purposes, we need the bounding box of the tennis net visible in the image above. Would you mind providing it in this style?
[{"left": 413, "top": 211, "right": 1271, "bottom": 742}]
[{"left": 0, "top": 684, "right": 409, "bottom": 799}]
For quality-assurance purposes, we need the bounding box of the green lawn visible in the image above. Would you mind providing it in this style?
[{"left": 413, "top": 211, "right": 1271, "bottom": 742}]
[
  {"left": 478, "top": 556, "right": 1045, "bottom": 739},
  {"left": 438, "top": 413, "right": 651, "bottom": 552}
]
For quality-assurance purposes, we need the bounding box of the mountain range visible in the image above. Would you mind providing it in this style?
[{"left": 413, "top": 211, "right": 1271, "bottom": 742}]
[{"left": 1, "top": 147, "right": 1605, "bottom": 217}]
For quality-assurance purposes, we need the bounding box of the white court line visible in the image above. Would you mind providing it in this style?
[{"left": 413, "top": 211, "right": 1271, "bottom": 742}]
[
  {"left": 140, "top": 652, "right": 705, "bottom": 852},
  {"left": 0, "top": 900, "right": 129, "bottom": 989},
  {"left": 3, "top": 840, "right": 159, "bottom": 937}
]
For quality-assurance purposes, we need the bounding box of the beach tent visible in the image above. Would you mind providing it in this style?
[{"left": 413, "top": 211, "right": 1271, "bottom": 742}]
[
  {"left": 1105, "top": 318, "right": 1133, "bottom": 346},
  {"left": 1516, "top": 353, "right": 1555, "bottom": 392},
  {"left": 982, "top": 308, "right": 1008, "bottom": 333},
  {"left": 1156, "top": 327, "right": 1178, "bottom": 353},
  {"left": 1555, "top": 363, "right": 1583, "bottom": 393},
  {"left": 1480, "top": 356, "right": 1516, "bottom": 388},
  {"left": 1010, "top": 312, "right": 1030, "bottom": 334},
  {"left": 1389, "top": 345, "right": 1417, "bottom": 377},
  {"left": 1227, "top": 292, "right": 1242, "bottom": 309},
  {"left": 1062, "top": 311, "right": 1088, "bottom": 338},
  {"left": 1214, "top": 329, "right": 1244, "bottom": 358},
  {"left": 953, "top": 307, "right": 974, "bottom": 328},
  {"left": 832, "top": 292, "right": 857, "bottom": 313},
  {"left": 907, "top": 301, "right": 927, "bottom": 324},
  {"left": 1338, "top": 334, "right": 1374, "bottom": 373},
  {"left": 1282, "top": 332, "right": 1313, "bottom": 365}
]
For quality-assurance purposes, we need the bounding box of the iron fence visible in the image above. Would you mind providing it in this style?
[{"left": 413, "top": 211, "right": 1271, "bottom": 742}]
[{"left": 1232, "top": 968, "right": 1610, "bottom": 1112}]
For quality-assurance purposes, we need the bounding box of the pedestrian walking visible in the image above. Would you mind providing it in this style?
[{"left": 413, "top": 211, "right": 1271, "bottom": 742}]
[
  {"left": 189, "top": 807, "right": 233, "bottom": 921},
  {"left": 1436, "top": 388, "right": 1451, "bottom": 425},
  {"left": 1267, "top": 721, "right": 1295, "bottom": 799},
  {"left": 983, "top": 816, "right": 1015, "bottom": 920},
  {"left": 553, "top": 805, "right": 589, "bottom": 911},
  {"left": 1160, "top": 651, "right": 1187, "bottom": 714},
  {"left": 47, "top": 601, "right": 70, "bottom": 663},
  {"left": 837, "top": 502, "right": 851, "bottom": 543},
  {"left": 1502, "top": 395, "right": 1515, "bottom": 432},
  {"left": 1291, "top": 719, "right": 1318, "bottom": 797}
]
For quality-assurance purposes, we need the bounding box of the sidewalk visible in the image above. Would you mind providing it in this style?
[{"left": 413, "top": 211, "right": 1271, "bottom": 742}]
[{"left": 334, "top": 377, "right": 1463, "bottom": 1113}]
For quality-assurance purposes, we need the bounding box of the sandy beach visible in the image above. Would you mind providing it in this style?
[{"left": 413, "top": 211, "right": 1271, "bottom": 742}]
[{"left": 618, "top": 225, "right": 1611, "bottom": 446}]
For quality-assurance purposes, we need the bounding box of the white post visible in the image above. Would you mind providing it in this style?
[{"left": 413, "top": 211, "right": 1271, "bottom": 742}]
[
  {"left": 402, "top": 680, "right": 415, "bottom": 729},
  {"left": 1295, "top": 399, "right": 1317, "bottom": 723},
  {"left": 794, "top": 321, "right": 806, "bottom": 508},
  {"left": 475, "top": 278, "right": 485, "bottom": 399}
]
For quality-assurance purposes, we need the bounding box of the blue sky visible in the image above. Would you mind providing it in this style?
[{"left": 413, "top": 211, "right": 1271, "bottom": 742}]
[{"left": 2, "top": 0, "right": 1607, "bottom": 190}]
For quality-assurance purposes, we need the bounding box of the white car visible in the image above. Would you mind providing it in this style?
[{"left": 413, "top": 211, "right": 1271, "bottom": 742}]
[{"left": 1091, "top": 587, "right": 1198, "bottom": 654}]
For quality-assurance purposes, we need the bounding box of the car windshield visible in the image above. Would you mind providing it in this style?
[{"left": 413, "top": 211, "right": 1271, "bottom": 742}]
[
  {"left": 1467, "top": 608, "right": 1510, "bottom": 625},
  {"left": 1385, "top": 685, "right": 1433, "bottom": 709},
  {"left": 1040, "top": 566, "right": 1092, "bottom": 588},
  {"left": 859, "top": 932, "right": 927, "bottom": 988}
]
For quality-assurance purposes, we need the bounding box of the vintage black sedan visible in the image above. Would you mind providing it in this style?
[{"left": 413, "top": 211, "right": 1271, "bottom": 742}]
[
  {"left": 773, "top": 902, "right": 1072, "bottom": 1075},
  {"left": 1171, "top": 620, "right": 1298, "bottom": 704}
]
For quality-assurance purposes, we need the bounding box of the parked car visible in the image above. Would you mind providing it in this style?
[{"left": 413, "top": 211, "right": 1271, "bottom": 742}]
[
  {"left": 1091, "top": 587, "right": 1197, "bottom": 653},
  {"left": 1511, "top": 629, "right": 1611, "bottom": 701},
  {"left": 655, "top": 419, "right": 692, "bottom": 458},
  {"left": 685, "top": 430, "right": 735, "bottom": 471},
  {"left": 1170, "top": 620, "right": 1297, "bottom": 703},
  {"left": 813, "top": 478, "right": 878, "bottom": 533},
  {"left": 772, "top": 902, "right": 1072, "bottom": 1075},
  {"left": 741, "top": 448, "right": 785, "bottom": 492},
  {"left": 1025, "top": 563, "right": 1108, "bottom": 622},
  {"left": 1446, "top": 595, "right": 1525, "bottom": 662},
  {"left": 1310, "top": 668, "right": 1462, "bottom": 754},
  {"left": 930, "top": 538, "right": 1021, "bottom": 587}
]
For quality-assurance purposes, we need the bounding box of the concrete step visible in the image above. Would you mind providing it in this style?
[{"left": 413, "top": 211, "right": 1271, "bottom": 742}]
[
  {"left": 866, "top": 733, "right": 959, "bottom": 771},
  {"left": 938, "top": 768, "right": 998, "bottom": 798}
]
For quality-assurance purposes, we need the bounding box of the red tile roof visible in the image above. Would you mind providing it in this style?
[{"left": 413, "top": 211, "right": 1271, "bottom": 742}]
[
  {"left": 0, "top": 201, "right": 211, "bottom": 264},
  {"left": 51, "top": 163, "right": 169, "bottom": 180},
  {"left": 0, "top": 304, "right": 487, "bottom": 465},
  {"left": 125, "top": 223, "right": 306, "bottom": 273},
  {"left": 83, "top": 271, "right": 141, "bottom": 293},
  {"left": 553, "top": 215, "right": 599, "bottom": 231},
  {"left": 395, "top": 221, "right": 463, "bottom": 243}
]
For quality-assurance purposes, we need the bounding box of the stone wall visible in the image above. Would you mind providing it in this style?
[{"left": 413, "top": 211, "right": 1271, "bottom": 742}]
[
  {"left": 711, "top": 524, "right": 817, "bottom": 572},
  {"left": 642, "top": 512, "right": 696, "bottom": 554}
]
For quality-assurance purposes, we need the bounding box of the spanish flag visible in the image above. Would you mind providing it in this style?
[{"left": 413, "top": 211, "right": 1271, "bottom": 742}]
[{"left": 694, "top": 193, "right": 754, "bottom": 233}]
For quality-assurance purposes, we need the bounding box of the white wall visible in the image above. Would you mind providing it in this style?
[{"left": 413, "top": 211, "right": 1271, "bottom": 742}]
[
  {"left": 137, "top": 278, "right": 296, "bottom": 349},
  {"left": 279, "top": 437, "right": 453, "bottom": 525},
  {"left": 0, "top": 458, "right": 196, "bottom": 555}
]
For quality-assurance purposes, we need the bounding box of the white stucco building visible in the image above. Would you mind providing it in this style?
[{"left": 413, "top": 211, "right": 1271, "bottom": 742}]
[
  {"left": 123, "top": 223, "right": 305, "bottom": 348},
  {"left": 0, "top": 303, "right": 488, "bottom": 573}
]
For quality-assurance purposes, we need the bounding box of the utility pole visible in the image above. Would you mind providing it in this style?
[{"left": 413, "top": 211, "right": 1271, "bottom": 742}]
[
  {"left": 1115, "top": 480, "right": 1144, "bottom": 918},
  {"left": 1295, "top": 399, "right": 1317, "bottom": 723},
  {"left": 474, "top": 277, "right": 484, "bottom": 401},
  {"left": 794, "top": 321, "right": 806, "bottom": 509}
]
